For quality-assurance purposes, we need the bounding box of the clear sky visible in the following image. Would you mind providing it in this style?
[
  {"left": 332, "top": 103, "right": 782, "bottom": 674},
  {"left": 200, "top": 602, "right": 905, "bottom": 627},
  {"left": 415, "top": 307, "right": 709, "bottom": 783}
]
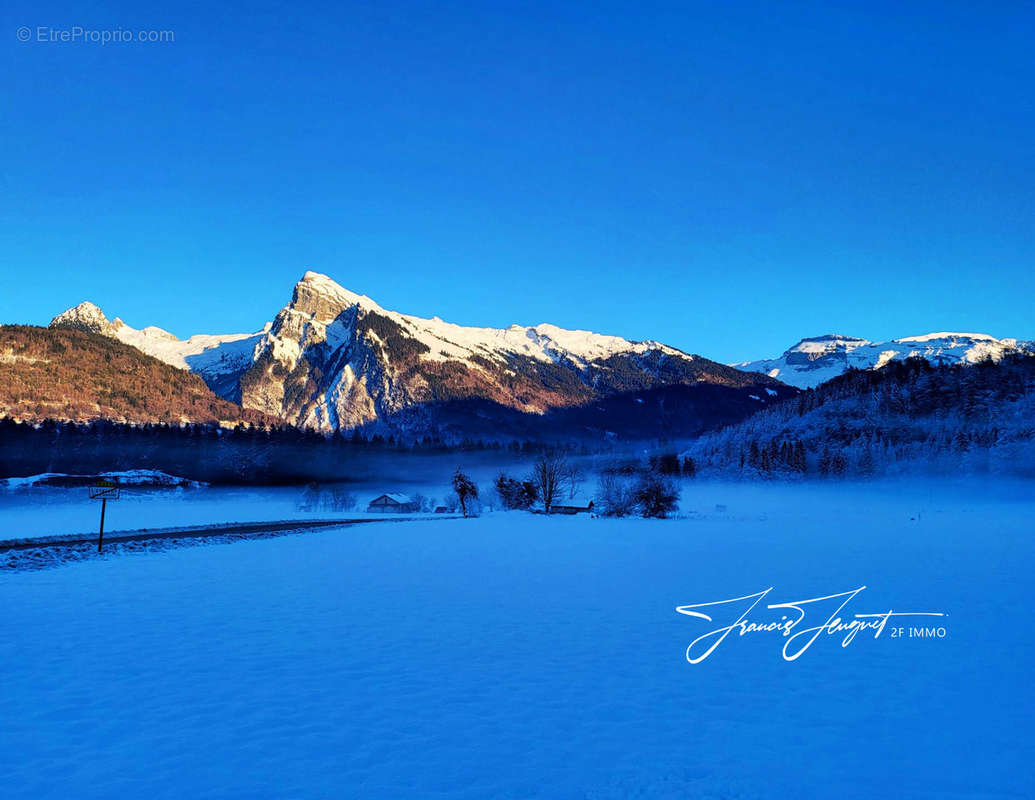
[{"left": 2, "top": 1, "right": 1033, "bottom": 362}]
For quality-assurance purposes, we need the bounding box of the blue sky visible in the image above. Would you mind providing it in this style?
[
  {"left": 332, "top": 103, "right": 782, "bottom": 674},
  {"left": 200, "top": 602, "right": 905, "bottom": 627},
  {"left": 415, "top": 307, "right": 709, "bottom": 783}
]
[{"left": 2, "top": 1, "right": 1032, "bottom": 362}]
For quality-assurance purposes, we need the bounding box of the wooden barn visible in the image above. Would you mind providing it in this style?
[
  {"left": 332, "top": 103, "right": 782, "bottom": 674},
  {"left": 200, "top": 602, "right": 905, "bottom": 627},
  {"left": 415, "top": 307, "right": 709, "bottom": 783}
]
[{"left": 367, "top": 493, "right": 419, "bottom": 513}]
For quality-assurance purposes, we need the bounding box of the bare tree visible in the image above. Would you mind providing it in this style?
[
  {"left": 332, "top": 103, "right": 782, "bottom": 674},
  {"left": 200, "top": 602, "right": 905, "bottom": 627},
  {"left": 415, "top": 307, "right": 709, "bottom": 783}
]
[
  {"left": 595, "top": 472, "right": 637, "bottom": 517},
  {"left": 297, "top": 481, "right": 321, "bottom": 512},
  {"left": 532, "top": 454, "right": 566, "bottom": 513},
  {"left": 328, "top": 487, "right": 357, "bottom": 511},
  {"left": 561, "top": 462, "right": 585, "bottom": 499}
]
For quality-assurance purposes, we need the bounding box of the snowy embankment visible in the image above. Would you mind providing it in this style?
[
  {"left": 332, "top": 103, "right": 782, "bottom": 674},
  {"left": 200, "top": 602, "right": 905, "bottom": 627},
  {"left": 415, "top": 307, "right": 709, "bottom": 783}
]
[
  {"left": 1, "top": 520, "right": 337, "bottom": 571},
  {"left": 1, "top": 517, "right": 458, "bottom": 572},
  {"left": 0, "top": 480, "right": 1032, "bottom": 799},
  {"left": 0, "top": 469, "right": 205, "bottom": 489}
]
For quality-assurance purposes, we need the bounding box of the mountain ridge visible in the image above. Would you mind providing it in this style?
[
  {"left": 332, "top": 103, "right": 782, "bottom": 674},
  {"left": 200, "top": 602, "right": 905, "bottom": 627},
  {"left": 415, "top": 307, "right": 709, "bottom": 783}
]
[
  {"left": 50, "top": 271, "right": 789, "bottom": 435},
  {"left": 732, "top": 331, "right": 1034, "bottom": 388}
]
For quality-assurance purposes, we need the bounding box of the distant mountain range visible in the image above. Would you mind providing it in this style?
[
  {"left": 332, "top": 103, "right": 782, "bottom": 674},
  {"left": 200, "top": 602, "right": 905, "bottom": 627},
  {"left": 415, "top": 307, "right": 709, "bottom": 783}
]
[
  {"left": 732, "top": 332, "right": 1034, "bottom": 389},
  {"left": 46, "top": 271, "right": 788, "bottom": 439},
  {"left": 41, "top": 272, "right": 1032, "bottom": 439}
]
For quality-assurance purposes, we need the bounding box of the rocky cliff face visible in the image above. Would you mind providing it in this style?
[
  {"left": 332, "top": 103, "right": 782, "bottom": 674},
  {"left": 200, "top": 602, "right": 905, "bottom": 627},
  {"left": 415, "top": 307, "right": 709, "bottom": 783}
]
[{"left": 49, "top": 302, "right": 121, "bottom": 337}]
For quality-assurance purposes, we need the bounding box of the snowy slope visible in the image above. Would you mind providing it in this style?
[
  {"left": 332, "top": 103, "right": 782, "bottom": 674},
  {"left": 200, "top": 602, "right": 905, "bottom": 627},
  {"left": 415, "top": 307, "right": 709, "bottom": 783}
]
[
  {"left": 113, "top": 323, "right": 268, "bottom": 372},
  {"left": 733, "top": 332, "right": 1034, "bottom": 388}
]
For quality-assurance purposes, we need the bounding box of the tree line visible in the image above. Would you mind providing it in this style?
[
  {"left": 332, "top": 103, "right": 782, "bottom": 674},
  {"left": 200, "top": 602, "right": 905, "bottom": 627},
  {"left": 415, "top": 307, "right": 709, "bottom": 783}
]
[
  {"left": 0, "top": 417, "right": 582, "bottom": 484},
  {"left": 491, "top": 454, "right": 680, "bottom": 518}
]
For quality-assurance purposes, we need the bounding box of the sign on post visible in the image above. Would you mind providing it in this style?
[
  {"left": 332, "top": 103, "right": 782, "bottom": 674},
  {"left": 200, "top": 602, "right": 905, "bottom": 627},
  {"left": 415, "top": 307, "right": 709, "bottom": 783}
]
[{"left": 89, "top": 479, "right": 120, "bottom": 553}]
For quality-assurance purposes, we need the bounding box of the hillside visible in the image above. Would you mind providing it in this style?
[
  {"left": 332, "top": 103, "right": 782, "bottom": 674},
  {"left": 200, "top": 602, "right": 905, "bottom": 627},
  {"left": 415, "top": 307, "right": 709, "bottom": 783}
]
[
  {"left": 0, "top": 325, "right": 270, "bottom": 426},
  {"left": 685, "top": 354, "right": 1035, "bottom": 478}
]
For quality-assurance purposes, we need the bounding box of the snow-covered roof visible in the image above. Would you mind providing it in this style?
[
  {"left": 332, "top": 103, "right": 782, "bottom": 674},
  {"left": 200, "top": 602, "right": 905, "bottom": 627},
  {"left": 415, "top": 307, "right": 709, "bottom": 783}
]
[
  {"left": 552, "top": 493, "right": 595, "bottom": 507},
  {"left": 371, "top": 493, "right": 412, "bottom": 504}
]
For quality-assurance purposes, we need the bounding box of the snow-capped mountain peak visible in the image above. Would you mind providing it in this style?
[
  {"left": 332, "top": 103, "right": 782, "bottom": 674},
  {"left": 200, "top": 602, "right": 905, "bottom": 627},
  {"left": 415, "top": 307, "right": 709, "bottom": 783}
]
[
  {"left": 266, "top": 272, "right": 691, "bottom": 371},
  {"left": 781, "top": 334, "right": 872, "bottom": 362},
  {"left": 236, "top": 271, "right": 772, "bottom": 430},
  {"left": 786, "top": 334, "right": 871, "bottom": 352},
  {"left": 49, "top": 301, "right": 119, "bottom": 337},
  {"left": 294, "top": 270, "right": 384, "bottom": 318}
]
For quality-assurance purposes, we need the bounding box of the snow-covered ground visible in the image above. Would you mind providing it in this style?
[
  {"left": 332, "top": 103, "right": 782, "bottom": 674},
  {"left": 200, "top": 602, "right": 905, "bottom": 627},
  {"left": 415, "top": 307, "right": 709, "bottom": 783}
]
[{"left": 1, "top": 481, "right": 1032, "bottom": 798}]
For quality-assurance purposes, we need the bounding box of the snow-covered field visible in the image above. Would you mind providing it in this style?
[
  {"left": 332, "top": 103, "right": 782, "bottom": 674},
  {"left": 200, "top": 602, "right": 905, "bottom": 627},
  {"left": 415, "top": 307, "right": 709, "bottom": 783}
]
[
  {"left": 1, "top": 481, "right": 1032, "bottom": 798},
  {"left": 0, "top": 484, "right": 339, "bottom": 541},
  {"left": 0, "top": 484, "right": 457, "bottom": 543}
]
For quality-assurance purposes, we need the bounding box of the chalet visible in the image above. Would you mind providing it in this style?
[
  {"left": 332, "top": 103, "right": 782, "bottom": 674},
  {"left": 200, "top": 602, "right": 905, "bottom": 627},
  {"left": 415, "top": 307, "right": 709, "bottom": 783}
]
[
  {"left": 367, "top": 493, "right": 419, "bottom": 513},
  {"left": 550, "top": 499, "right": 594, "bottom": 515}
]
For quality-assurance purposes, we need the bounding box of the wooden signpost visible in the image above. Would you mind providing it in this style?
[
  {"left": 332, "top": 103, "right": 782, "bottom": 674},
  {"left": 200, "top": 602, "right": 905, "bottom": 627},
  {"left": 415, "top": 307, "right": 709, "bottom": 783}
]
[{"left": 89, "top": 479, "right": 120, "bottom": 553}]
